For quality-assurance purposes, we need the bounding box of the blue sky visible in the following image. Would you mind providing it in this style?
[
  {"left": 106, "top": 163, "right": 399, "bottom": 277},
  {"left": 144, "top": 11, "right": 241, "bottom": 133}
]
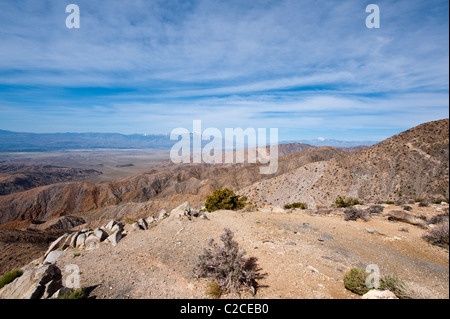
[{"left": 0, "top": 0, "right": 448, "bottom": 141}]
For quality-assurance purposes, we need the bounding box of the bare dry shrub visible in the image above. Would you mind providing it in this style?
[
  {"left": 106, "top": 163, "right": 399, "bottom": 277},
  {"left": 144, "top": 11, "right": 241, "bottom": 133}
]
[
  {"left": 423, "top": 220, "right": 449, "bottom": 248},
  {"left": 194, "top": 228, "right": 265, "bottom": 296},
  {"left": 344, "top": 207, "right": 370, "bottom": 222}
]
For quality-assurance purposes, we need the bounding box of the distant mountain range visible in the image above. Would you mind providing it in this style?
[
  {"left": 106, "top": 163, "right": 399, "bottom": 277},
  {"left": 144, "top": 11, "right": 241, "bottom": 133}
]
[
  {"left": 281, "top": 138, "right": 378, "bottom": 147},
  {"left": 0, "top": 130, "right": 174, "bottom": 151},
  {"left": 0, "top": 129, "right": 377, "bottom": 152}
]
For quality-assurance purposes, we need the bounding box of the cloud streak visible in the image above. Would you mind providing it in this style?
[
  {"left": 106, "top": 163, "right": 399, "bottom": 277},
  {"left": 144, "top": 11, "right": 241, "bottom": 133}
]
[{"left": 0, "top": 0, "right": 448, "bottom": 140}]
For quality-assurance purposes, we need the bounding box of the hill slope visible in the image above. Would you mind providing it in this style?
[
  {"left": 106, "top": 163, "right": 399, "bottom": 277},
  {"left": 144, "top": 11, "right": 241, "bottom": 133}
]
[{"left": 242, "top": 119, "right": 449, "bottom": 208}]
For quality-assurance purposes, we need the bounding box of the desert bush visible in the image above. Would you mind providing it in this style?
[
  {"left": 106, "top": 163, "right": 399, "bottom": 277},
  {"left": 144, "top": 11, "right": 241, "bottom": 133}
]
[
  {"left": 414, "top": 197, "right": 426, "bottom": 203},
  {"left": 418, "top": 201, "right": 429, "bottom": 207},
  {"left": 366, "top": 205, "right": 384, "bottom": 215},
  {"left": 194, "top": 228, "right": 264, "bottom": 296},
  {"left": 344, "top": 207, "right": 370, "bottom": 222},
  {"left": 380, "top": 275, "right": 407, "bottom": 299},
  {"left": 395, "top": 199, "right": 406, "bottom": 206},
  {"left": 403, "top": 205, "right": 413, "bottom": 211},
  {"left": 284, "top": 202, "right": 308, "bottom": 210},
  {"left": 205, "top": 188, "right": 250, "bottom": 212},
  {"left": 334, "top": 196, "right": 361, "bottom": 208},
  {"left": 427, "top": 212, "right": 449, "bottom": 225},
  {"left": 423, "top": 220, "right": 449, "bottom": 249},
  {"left": 53, "top": 288, "right": 85, "bottom": 299},
  {"left": 343, "top": 268, "right": 370, "bottom": 295},
  {"left": 385, "top": 200, "right": 395, "bottom": 205},
  {"left": 0, "top": 269, "right": 23, "bottom": 289}
]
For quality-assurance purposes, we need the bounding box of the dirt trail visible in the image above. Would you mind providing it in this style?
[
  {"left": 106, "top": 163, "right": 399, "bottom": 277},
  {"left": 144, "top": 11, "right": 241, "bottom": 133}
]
[{"left": 54, "top": 205, "right": 449, "bottom": 299}]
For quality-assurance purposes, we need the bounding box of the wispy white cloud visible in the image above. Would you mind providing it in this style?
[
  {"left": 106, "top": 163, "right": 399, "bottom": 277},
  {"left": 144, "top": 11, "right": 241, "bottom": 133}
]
[{"left": 0, "top": 0, "right": 448, "bottom": 139}]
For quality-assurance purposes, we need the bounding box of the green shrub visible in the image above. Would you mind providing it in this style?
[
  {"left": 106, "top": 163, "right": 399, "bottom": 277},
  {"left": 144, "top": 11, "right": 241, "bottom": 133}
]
[
  {"left": 334, "top": 196, "right": 361, "bottom": 208},
  {"left": 53, "top": 288, "right": 85, "bottom": 299},
  {"left": 205, "top": 188, "right": 250, "bottom": 212},
  {"left": 343, "top": 268, "right": 370, "bottom": 295},
  {"left": 380, "top": 275, "right": 407, "bottom": 299},
  {"left": 0, "top": 269, "right": 23, "bottom": 289},
  {"left": 385, "top": 200, "right": 395, "bottom": 205},
  {"left": 284, "top": 202, "right": 308, "bottom": 210}
]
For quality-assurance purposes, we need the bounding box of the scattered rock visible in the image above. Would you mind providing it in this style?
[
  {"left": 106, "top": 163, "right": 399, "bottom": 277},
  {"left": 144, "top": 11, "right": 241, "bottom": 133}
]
[
  {"left": 93, "top": 228, "right": 108, "bottom": 241},
  {"left": 0, "top": 264, "right": 63, "bottom": 299},
  {"left": 107, "top": 230, "right": 122, "bottom": 246},
  {"left": 361, "top": 289, "right": 398, "bottom": 299},
  {"left": 157, "top": 209, "right": 169, "bottom": 220},
  {"left": 131, "top": 222, "right": 142, "bottom": 231},
  {"left": 364, "top": 228, "right": 385, "bottom": 236},
  {"left": 138, "top": 218, "right": 148, "bottom": 230},
  {"left": 104, "top": 220, "right": 118, "bottom": 232},
  {"left": 69, "top": 232, "right": 80, "bottom": 248},
  {"left": 307, "top": 265, "right": 320, "bottom": 274},
  {"left": 85, "top": 235, "right": 101, "bottom": 250},
  {"left": 385, "top": 210, "right": 428, "bottom": 228},
  {"left": 43, "top": 251, "right": 64, "bottom": 264},
  {"left": 44, "top": 233, "right": 69, "bottom": 258},
  {"left": 271, "top": 206, "right": 286, "bottom": 213},
  {"left": 75, "top": 233, "right": 86, "bottom": 249}
]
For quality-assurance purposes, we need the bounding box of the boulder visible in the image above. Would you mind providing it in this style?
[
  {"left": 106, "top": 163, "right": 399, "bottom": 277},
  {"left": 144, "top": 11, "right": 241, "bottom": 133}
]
[
  {"left": 271, "top": 206, "right": 286, "bottom": 213},
  {"left": 44, "top": 233, "right": 69, "bottom": 258},
  {"left": 75, "top": 233, "right": 86, "bottom": 248},
  {"left": 138, "top": 218, "right": 148, "bottom": 230},
  {"left": 110, "top": 222, "right": 124, "bottom": 234},
  {"left": 157, "top": 209, "right": 169, "bottom": 220},
  {"left": 171, "top": 202, "right": 190, "bottom": 218},
  {"left": 104, "top": 220, "right": 118, "bottom": 232},
  {"left": 93, "top": 228, "right": 108, "bottom": 241},
  {"left": 69, "top": 232, "right": 80, "bottom": 248},
  {"left": 361, "top": 289, "right": 398, "bottom": 299},
  {"left": 146, "top": 216, "right": 155, "bottom": 224},
  {"left": 85, "top": 235, "right": 101, "bottom": 250},
  {"left": 131, "top": 222, "right": 142, "bottom": 231},
  {"left": 107, "top": 230, "right": 122, "bottom": 246},
  {"left": 0, "top": 264, "right": 62, "bottom": 299},
  {"left": 43, "top": 251, "right": 64, "bottom": 264},
  {"left": 384, "top": 210, "right": 428, "bottom": 228}
]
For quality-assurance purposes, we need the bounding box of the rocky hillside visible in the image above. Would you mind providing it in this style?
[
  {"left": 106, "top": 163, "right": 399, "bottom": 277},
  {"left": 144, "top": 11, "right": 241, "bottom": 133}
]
[
  {"left": 242, "top": 119, "right": 449, "bottom": 208},
  {"left": 1, "top": 201, "right": 448, "bottom": 299},
  {"left": 0, "top": 146, "right": 346, "bottom": 229},
  {"left": 0, "top": 164, "right": 102, "bottom": 196}
]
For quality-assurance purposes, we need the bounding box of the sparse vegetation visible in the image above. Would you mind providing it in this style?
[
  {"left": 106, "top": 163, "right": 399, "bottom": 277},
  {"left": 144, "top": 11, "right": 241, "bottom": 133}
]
[
  {"left": 427, "top": 212, "right": 449, "bottom": 225},
  {"left": 343, "top": 268, "right": 370, "bottom": 295},
  {"left": 403, "top": 205, "right": 413, "bottom": 211},
  {"left": 53, "top": 288, "right": 85, "bottom": 299},
  {"left": 0, "top": 269, "right": 23, "bottom": 289},
  {"left": 414, "top": 197, "right": 426, "bottom": 203},
  {"left": 194, "top": 228, "right": 264, "bottom": 296},
  {"left": 418, "top": 201, "right": 429, "bottom": 207},
  {"left": 284, "top": 202, "right": 308, "bottom": 210},
  {"left": 423, "top": 220, "right": 449, "bottom": 249},
  {"left": 366, "top": 205, "right": 384, "bottom": 215},
  {"left": 334, "top": 196, "right": 361, "bottom": 208},
  {"left": 380, "top": 275, "right": 407, "bottom": 299},
  {"left": 205, "top": 188, "right": 251, "bottom": 212},
  {"left": 124, "top": 217, "right": 137, "bottom": 224},
  {"left": 344, "top": 207, "right": 370, "bottom": 222},
  {"left": 385, "top": 200, "right": 395, "bottom": 205}
]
